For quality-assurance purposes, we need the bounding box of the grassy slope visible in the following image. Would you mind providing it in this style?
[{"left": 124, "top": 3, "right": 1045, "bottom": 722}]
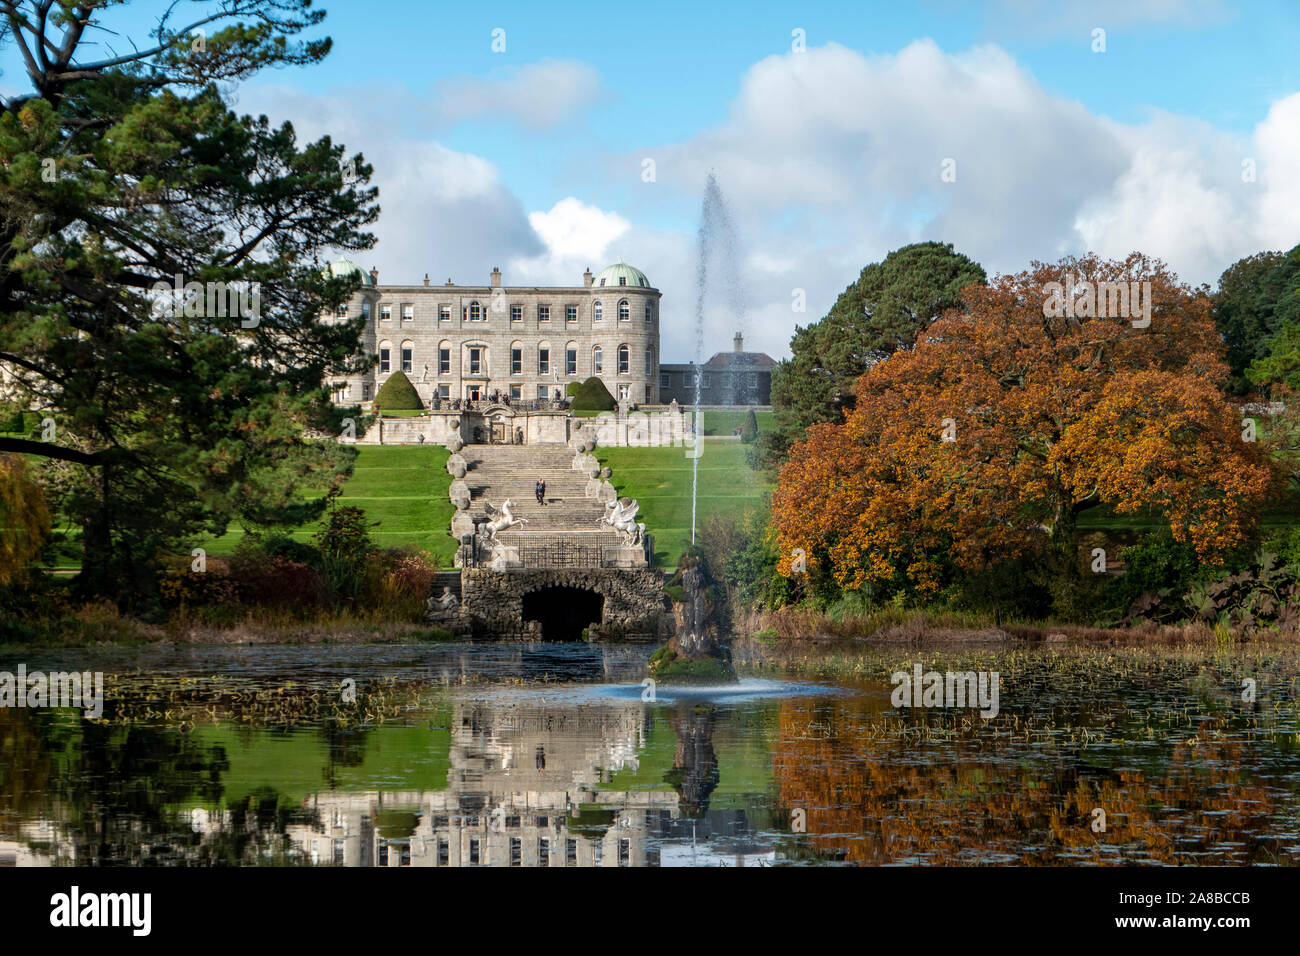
[{"left": 597, "top": 441, "right": 773, "bottom": 569}]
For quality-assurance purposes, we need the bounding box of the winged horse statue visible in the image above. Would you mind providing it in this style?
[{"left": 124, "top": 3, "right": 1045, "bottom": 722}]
[
  {"left": 599, "top": 497, "right": 645, "bottom": 546},
  {"left": 483, "top": 500, "right": 528, "bottom": 543}
]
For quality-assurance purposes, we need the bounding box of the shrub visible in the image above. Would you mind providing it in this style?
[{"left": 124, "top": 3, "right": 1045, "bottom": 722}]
[
  {"left": 740, "top": 408, "right": 758, "bottom": 443},
  {"left": 569, "top": 376, "right": 616, "bottom": 411},
  {"left": 374, "top": 370, "right": 424, "bottom": 410}
]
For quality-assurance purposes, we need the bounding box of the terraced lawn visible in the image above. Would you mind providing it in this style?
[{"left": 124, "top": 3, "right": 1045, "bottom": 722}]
[{"left": 596, "top": 441, "right": 773, "bottom": 569}]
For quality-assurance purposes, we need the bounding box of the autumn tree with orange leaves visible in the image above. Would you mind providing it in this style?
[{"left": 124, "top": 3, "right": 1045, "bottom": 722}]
[{"left": 772, "top": 253, "right": 1278, "bottom": 603}]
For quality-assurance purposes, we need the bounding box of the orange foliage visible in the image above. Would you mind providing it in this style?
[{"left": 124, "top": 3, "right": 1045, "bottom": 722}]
[{"left": 773, "top": 253, "right": 1277, "bottom": 594}]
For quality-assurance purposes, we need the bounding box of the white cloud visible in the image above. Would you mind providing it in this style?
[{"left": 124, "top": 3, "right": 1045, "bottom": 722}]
[{"left": 429, "top": 60, "right": 602, "bottom": 130}]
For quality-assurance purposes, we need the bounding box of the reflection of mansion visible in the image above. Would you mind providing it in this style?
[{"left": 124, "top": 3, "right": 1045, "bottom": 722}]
[
  {"left": 286, "top": 699, "right": 674, "bottom": 867},
  {"left": 325, "top": 260, "right": 662, "bottom": 408}
]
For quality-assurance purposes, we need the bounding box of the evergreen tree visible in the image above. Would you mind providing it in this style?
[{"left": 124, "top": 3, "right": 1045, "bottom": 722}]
[{"left": 0, "top": 1, "right": 378, "bottom": 604}]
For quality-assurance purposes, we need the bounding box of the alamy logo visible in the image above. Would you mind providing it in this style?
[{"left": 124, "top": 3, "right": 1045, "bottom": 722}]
[
  {"left": 890, "top": 664, "right": 1000, "bottom": 718},
  {"left": 0, "top": 665, "right": 103, "bottom": 718},
  {"left": 1042, "top": 276, "right": 1151, "bottom": 328},
  {"left": 49, "top": 886, "right": 151, "bottom": 936},
  {"left": 149, "top": 274, "right": 261, "bottom": 328}
]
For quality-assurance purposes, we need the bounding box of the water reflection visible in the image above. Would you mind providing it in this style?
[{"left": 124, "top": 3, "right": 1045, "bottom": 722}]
[{"left": 0, "top": 644, "right": 1297, "bottom": 866}]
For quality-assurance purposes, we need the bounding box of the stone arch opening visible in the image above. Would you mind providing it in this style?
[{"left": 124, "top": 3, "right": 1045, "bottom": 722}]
[{"left": 522, "top": 586, "right": 605, "bottom": 642}]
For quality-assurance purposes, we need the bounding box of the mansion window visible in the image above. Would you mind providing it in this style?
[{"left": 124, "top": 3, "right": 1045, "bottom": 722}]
[
  {"left": 379, "top": 346, "right": 391, "bottom": 374},
  {"left": 748, "top": 372, "right": 758, "bottom": 387},
  {"left": 510, "top": 304, "right": 522, "bottom": 321},
  {"left": 334, "top": 303, "right": 347, "bottom": 318},
  {"left": 468, "top": 347, "right": 483, "bottom": 375},
  {"left": 538, "top": 305, "right": 550, "bottom": 322},
  {"left": 361, "top": 301, "right": 371, "bottom": 321},
  {"left": 617, "top": 344, "right": 629, "bottom": 374},
  {"left": 439, "top": 304, "right": 451, "bottom": 321},
  {"left": 538, "top": 348, "right": 550, "bottom": 374},
  {"left": 363, "top": 383, "right": 371, "bottom": 400},
  {"left": 439, "top": 347, "right": 450, "bottom": 374},
  {"left": 566, "top": 348, "right": 577, "bottom": 375},
  {"left": 510, "top": 384, "right": 522, "bottom": 401},
  {"left": 644, "top": 349, "right": 653, "bottom": 375},
  {"left": 468, "top": 301, "right": 482, "bottom": 321},
  {"left": 511, "top": 347, "right": 522, "bottom": 374},
  {"left": 645, "top": 301, "right": 652, "bottom": 323},
  {"left": 660, "top": 373, "right": 670, "bottom": 388},
  {"left": 437, "top": 384, "right": 449, "bottom": 400},
  {"left": 592, "top": 346, "right": 603, "bottom": 373},
  {"left": 618, "top": 276, "right": 627, "bottom": 287},
  {"left": 537, "top": 385, "right": 549, "bottom": 400},
  {"left": 401, "top": 345, "right": 413, "bottom": 373},
  {"left": 617, "top": 384, "right": 630, "bottom": 401},
  {"left": 593, "top": 301, "right": 603, "bottom": 322},
  {"left": 401, "top": 304, "right": 413, "bottom": 322},
  {"left": 565, "top": 305, "right": 578, "bottom": 323},
  {"left": 618, "top": 299, "right": 629, "bottom": 321},
  {"left": 380, "top": 305, "right": 392, "bottom": 323},
  {"left": 701, "top": 373, "right": 711, "bottom": 387}
]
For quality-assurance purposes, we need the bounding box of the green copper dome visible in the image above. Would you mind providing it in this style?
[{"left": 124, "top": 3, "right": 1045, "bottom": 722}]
[
  {"left": 592, "top": 262, "right": 651, "bottom": 289},
  {"left": 325, "top": 257, "right": 375, "bottom": 287}
]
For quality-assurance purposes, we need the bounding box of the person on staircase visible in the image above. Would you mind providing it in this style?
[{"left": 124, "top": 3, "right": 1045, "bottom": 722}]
[{"left": 536, "top": 478, "right": 546, "bottom": 506}]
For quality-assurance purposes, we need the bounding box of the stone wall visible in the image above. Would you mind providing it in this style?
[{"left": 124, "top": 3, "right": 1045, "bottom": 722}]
[
  {"left": 459, "top": 567, "right": 669, "bottom": 642},
  {"left": 352, "top": 407, "right": 571, "bottom": 445}
]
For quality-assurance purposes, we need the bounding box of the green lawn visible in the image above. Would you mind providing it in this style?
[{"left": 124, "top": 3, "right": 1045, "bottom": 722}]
[
  {"left": 695, "top": 409, "right": 773, "bottom": 436},
  {"left": 597, "top": 442, "right": 773, "bottom": 569}
]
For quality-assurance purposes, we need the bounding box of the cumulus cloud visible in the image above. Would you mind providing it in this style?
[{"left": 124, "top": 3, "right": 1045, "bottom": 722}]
[
  {"left": 428, "top": 60, "right": 602, "bottom": 130},
  {"left": 619, "top": 40, "right": 1300, "bottom": 360}
]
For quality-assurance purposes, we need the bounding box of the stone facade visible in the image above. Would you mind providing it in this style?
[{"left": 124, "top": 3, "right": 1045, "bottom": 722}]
[
  {"left": 459, "top": 568, "right": 669, "bottom": 642},
  {"left": 660, "top": 332, "right": 776, "bottom": 406},
  {"left": 325, "top": 261, "right": 662, "bottom": 409}
]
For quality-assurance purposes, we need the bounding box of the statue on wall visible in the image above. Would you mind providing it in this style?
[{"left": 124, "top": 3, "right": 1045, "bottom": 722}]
[
  {"left": 599, "top": 497, "right": 644, "bottom": 546},
  {"left": 484, "top": 499, "right": 528, "bottom": 543}
]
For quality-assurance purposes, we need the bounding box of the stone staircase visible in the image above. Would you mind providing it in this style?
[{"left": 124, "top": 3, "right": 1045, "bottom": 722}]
[{"left": 460, "top": 444, "right": 621, "bottom": 553}]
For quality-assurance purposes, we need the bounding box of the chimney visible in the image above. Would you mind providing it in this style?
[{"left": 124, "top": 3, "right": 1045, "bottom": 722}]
[
  {"left": 423, "top": 273, "right": 430, "bottom": 286},
  {"left": 734, "top": 331, "right": 744, "bottom": 353},
  {"left": 369, "top": 266, "right": 378, "bottom": 284},
  {"left": 583, "top": 267, "right": 594, "bottom": 288},
  {"left": 490, "top": 266, "right": 502, "bottom": 288},
  {"left": 445, "top": 277, "right": 454, "bottom": 287}
]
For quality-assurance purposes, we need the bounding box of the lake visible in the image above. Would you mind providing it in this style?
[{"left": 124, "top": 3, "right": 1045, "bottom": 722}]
[{"left": 1, "top": 641, "right": 1297, "bottom": 866}]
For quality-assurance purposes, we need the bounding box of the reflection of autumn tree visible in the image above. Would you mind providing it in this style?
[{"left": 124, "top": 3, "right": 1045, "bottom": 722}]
[{"left": 774, "top": 699, "right": 1289, "bottom": 865}]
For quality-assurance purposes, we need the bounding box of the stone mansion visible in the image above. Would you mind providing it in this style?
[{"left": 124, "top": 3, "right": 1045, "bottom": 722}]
[{"left": 325, "top": 259, "right": 662, "bottom": 408}]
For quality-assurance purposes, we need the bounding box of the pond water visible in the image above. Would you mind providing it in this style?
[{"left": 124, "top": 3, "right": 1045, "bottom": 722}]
[{"left": 1, "top": 641, "right": 1298, "bottom": 866}]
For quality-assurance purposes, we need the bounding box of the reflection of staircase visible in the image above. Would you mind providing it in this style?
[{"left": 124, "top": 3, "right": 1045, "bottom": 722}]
[{"left": 462, "top": 445, "right": 622, "bottom": 551}]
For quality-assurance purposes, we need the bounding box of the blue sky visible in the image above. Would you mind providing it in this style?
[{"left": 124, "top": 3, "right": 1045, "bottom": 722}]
[{"left": 4, "top": 0, "right": 1300, "bottom": 360}]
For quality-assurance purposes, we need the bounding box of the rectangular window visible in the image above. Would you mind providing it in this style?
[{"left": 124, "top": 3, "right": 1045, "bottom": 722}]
[
  {"left": 437, "top": 839, "right": 448, "bottom": 866},
  {"left": 509, "top": 384, "right": 522, "bottom": 401},
  {"left": 537, "top": 385, "right": 549, "bottom": 400},
  {"left": 380, "top": 305, "right": 392, "bottom": 322},
  {"left": 401, "top": 304, "right": 413, "bottom": 322},
  {"left": 593, "top": 350, "right": 603, "bottom": 373},
  {"left": 439, "top": 347, "right": 450, "bottom": 374},
  {"left": 363, "top": 382, "right": 371, "bottom": 400},
  {"left": 747, "top": 372, "right": 758, "bottom": 387},
  {"left": 378, "top": 842, "right": 389, "bottom": 866},
  {"left": 618, "top": 838, "right": 630, "bottom": 866},
  {"left": 510, "top": 304, "right": 522, "bottom": 321},
  {"left": 333, "top": 840, "right": 344, "bottom": 865},
  {"left": 511, "top": 348, "right": 522, "bottom": 374},
  {"left": 644, "top": 350, "right": 653, "bottom": 375},
  {"left": 566, "top": 839, "right": 577, "bottom": 866},
  {"left": 538, "top": 348, "right": 550, "bottom": 374},
  {"left": 701, "top": 373, "right": 711, "bottom": 387},
  {"left": 401, "top": 346, "right": 412, "bottom": 373},
  {"left": 439, "top": 304, "right": 451, "bottom": 321},
  {"left": 566, "top": 348, "right": 577, "bottom": 375},
  {"left": 510, "top": 837, "right": 522, "bottom": 867},
  {"left": 469, "top": 347, "right": 482, "bottom": 375},
  {"left": 565, "top": 305, "right": 577, "bottom": 322},
  {"left": 538, "top": 305, "right": 550, "bottom": 322},
  {"left": 617, "top": 384, "right": 630, "bottom": 401},
  {"left": 361, "top": 301, "right": 371, "bottom": 321},
  {"left": 400, "top": 844, "right": 411, "bottom": 866},
  {"left": 379, "top": 347, "right": 390, "bottom": 374},
  {"left": 437, "top": 384, "right": 449, "bottom": 400},
  {"left": 469, "top": 838, "right": 480, "bottom": 866},
  {"left": 618, "top": 351, "right": 629, "bottom": 374},
  {"left": 660, "top": 373, "right": 670, "bottom": 388},
  {"left": 539, "top": 839, "right": 550, "bottom": 866}
]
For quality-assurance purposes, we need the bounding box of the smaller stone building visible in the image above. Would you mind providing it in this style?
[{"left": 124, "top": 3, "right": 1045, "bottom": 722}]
[{"left": 660, "top": 332, "right": 775, "bottom": 406}]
